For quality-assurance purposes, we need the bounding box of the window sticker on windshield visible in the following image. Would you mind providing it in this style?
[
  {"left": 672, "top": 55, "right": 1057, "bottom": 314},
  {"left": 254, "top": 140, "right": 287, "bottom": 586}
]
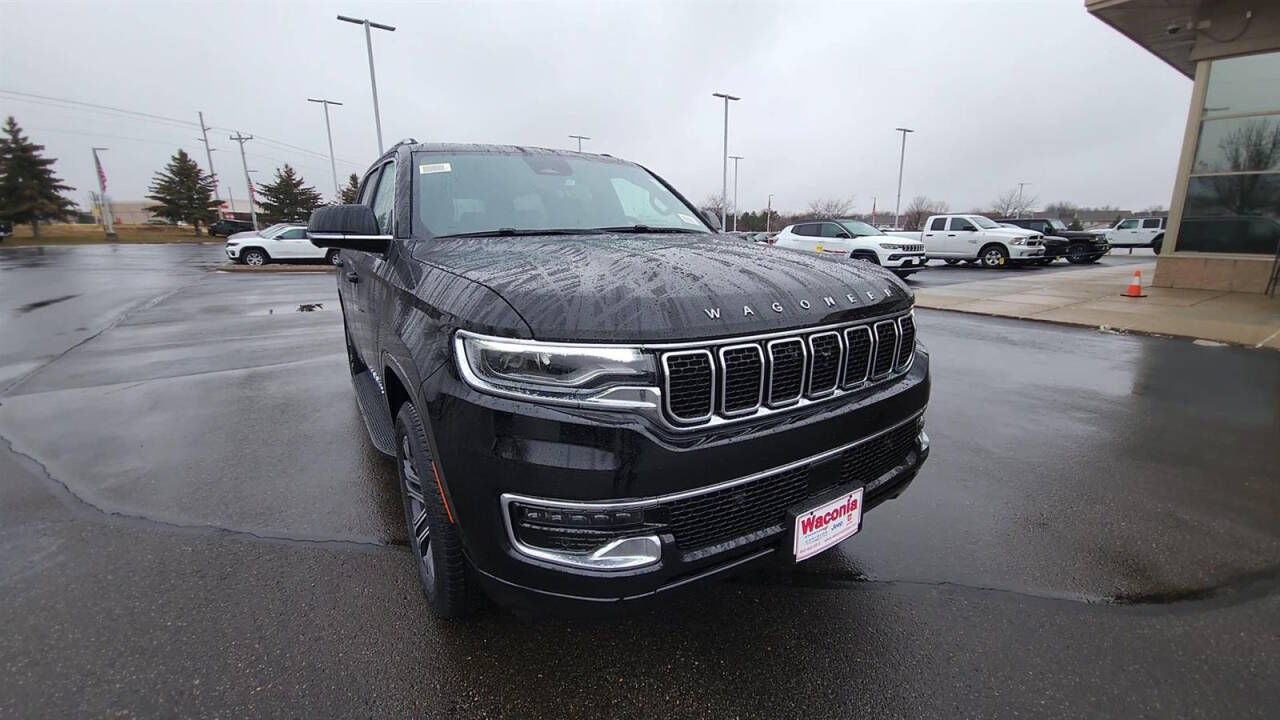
[
  {"left": 419, "top": 163, "right": 452, "bottom": 174},
  {"left": 678, "top": 213, "right": 700, "bottom": 225}
]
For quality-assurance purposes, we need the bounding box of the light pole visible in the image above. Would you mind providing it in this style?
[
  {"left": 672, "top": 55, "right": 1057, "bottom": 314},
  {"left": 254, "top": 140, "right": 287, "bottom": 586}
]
[
  {"left": 870, "top": 195, "right": 878, "bottom": 226},
  {"left": 91, "top": 147, "right": 116, "bottom": 239},
  {"left": 893, "top": 127, "right": 914, "bottom": 229},
  {"left": 766, "top": 193, "right": 774, "bottom": 232},
  {"left": 230, "top": 132, "right": 259, "bottom": 230},
  {"left": 308, "top": 98, "right": 344, "bottom": 198},
  {"left": 568, "top": 135, "right": 590, "bottom": 152},
  {"left": 1015, "top": 182, "right": 1031, "bottom": 218},
  {"left": 729, "top": 155, "right": 743, "bottom": 231},
  {"left": 712, "top": 92, "right": 740, "bottom": 231},
  {"left": 337, "top": 14, "right": 395, "bottom": 154}
]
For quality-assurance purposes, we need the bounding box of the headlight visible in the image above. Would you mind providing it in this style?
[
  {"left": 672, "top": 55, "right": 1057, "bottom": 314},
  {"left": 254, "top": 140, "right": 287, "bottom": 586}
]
[
  {"left": 455, "top": 331, "right": 658, "bottom": 408},
  {"left": 226, "top": 240, "right": 240, "bottom": 246},
  {"left": 1009, "top": 237, "right": 1027, "bottom": 245},
  {"left": 878, "top": 242, "right": 903, "bottom": 250}
]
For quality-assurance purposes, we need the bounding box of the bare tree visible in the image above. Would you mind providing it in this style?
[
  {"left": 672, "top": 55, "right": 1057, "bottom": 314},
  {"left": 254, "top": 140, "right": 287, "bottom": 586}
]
[
  {"left": 1205, "top": 118, "right": 1280, "bottom": 214},
  {"left": 1043, "top": 201, "right": 1078, "bottom": 220},
  {"left": 804, "top": 196, "right": 855, "bottom": 219},
  {"left": 902, "top": 195, "right": 949, "bottom": 230},
  {"left": 991, "top": 187, "right": 1038, "bottom": 218},
  {"left": 699, "top": 194, "right": 726, "bottom": 225}
]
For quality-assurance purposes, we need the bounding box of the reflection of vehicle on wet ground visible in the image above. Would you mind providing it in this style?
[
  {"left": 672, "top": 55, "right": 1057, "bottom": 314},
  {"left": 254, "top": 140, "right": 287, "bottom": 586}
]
[
  {"left": 0, "top": 220, "right": 11, "bottom": 241},
  {"left": 307, "top": 142, "right": 931, "bottom": 618},
  {"left": 226, "top": 223, "right": 339, "bottom": 266},
  {"left": 889, "top": 214, "right": 1044, "bottom": 269},
  {"left": 998, "top": 217, "right": 1109, "bottom": 264},
  {"left": 774, "top": 219, "right": 927, "bottom": 278}
]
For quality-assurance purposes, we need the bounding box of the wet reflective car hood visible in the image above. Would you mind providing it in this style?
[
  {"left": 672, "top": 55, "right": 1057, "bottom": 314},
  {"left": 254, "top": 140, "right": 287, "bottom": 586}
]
[{"left": 412, "top": 233, "right": 912, "bottom": 343}]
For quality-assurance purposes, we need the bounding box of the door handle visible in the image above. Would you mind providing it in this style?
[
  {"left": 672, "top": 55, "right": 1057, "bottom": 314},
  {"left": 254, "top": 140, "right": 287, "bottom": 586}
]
[
  {"left": 947, "top": 233, "right": 956, "bottom": 237},
  {"left": 345, "top": 271, "right": 360, "bottom": 283}
]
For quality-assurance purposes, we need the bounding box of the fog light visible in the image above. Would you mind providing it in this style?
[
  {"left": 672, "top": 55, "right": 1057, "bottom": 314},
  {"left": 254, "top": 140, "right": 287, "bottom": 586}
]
[{"left": 503, "top": 496, "right": 663, "bottom": 570}]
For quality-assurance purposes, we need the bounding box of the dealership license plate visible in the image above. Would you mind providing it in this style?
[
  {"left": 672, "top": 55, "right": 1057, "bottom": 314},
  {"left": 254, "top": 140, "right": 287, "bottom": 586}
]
[{"left": 792, "top": 487, "right": 864, "bottom": 562}]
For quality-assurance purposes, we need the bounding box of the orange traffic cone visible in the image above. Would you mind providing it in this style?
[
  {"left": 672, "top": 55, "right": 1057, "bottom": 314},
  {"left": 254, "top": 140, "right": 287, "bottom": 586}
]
[{"left": 1121, "top": 269, "right": 1147, "bottom": 298}]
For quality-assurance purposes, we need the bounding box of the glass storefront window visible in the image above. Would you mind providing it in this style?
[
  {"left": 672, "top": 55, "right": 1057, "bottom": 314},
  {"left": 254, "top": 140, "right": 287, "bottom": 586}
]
[
  {"left": 1202, "top": 52, "right": 1280, "bottom": 118},
  {"left": 1178, "top": 51, "right": 1280, "bottom": 255}
]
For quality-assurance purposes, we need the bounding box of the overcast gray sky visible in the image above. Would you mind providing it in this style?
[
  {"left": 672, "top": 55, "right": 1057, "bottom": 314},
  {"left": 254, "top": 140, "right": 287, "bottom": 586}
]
[{"left": 0, "top": 0, "right": 1191, "bottom": 216}]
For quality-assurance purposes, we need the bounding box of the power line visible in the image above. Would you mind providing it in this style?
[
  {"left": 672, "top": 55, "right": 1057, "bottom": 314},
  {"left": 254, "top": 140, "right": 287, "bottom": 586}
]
[{"left": 0, "top": 88, "right": 367, "bottom": 167}]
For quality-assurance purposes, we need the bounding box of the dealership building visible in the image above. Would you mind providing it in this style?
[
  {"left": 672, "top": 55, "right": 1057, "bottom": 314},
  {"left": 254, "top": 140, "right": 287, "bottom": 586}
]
[{"left": 1088, "top": 0, "right": 1279, "bottom": 293}]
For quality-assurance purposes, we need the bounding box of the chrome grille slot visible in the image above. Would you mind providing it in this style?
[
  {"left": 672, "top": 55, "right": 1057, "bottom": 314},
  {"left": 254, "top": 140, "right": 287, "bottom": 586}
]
[
  {"left": 896, "top": 314, "right": 916, "bottom": 371},
  {"left": 806, "top": 332, "right": 842, "bottom": 398},
  {"left": 656, "top": 310, "right": 916, "bottom": 427},
  {"left": 719, "top": 344, "right": 764, "bottom": 416},
  {"left": 872, "top": 321, "right": 899, "bottom": 378},
  {"left": 766, "top": 338, "right": 805, "bottom": 407},
  {"left": 662, "top": 350, "right": 714, "bottom": 423},
  {"left": 843, "top": 326, "right": 872, "bottom": 387}
]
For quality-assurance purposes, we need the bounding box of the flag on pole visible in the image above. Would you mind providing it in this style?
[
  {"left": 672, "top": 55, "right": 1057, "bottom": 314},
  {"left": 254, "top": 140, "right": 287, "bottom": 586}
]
[{"left": 93, "top": 150, "right": 108, "bottom": 193}]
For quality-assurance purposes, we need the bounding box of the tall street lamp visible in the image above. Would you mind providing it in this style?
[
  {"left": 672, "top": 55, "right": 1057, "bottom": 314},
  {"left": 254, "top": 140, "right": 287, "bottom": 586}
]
[
  {"left": 712, "top": 92, "right": 740, "bottom": 231},
  {"left": 893, "top": 127, "right": 914, "bottom": 229},
  {"left": 308, "top": 98, "right": 344, "bottom": 198},
  {"left": 766, "top": 193, "right": 774, "bottom": 233},
  {"left": 337, "top": 14, "right": 395, "bottom": 154},
  {"left": 1016, "top": 182, "right": 1032, "bottom": 218},
  {"left": 729, "top": 155, "right": 743, "bottom": 231},
  {"left": 568, "top": 135, "right": 590, "bottom": 152}
]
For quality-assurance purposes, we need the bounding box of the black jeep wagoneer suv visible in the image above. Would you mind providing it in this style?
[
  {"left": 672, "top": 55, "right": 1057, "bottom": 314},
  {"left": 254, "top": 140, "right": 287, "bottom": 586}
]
[{"left": 308, "top": 143, "right": 931, "bottom": 617}]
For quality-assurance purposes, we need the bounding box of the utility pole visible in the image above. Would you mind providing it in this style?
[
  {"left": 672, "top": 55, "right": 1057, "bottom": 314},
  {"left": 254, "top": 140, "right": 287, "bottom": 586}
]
[
  {"left": 229, "top": 132, "right": 259, "bottom": 230},
  {"left": 712, "top": 92, "right": 740, "bottom": 231},
  {"left": 568, "top": 134, "right": 590, "bottom": 152},
  {"left": 227, "top": 185, "right": 237, "bottom": 214},
  {"left": 308, "top": 98, "right": 344, "bottom": 198},
  {"left": 197, "top": 112, "right": 220, "bottom": 203},
  {"left": 91, "top": 147, "right": 116, "bottom": 239},
  {"left": 871, "top": 195, "right": 878, "bottom": 227},
  {"left": 766, "top": 193, "right": 774, "bottom": 233},
  {"left": 1015, "top": 182, "right": 1031, "bottom": 218},
  {"left": 893, "top": 127, "right": 914, "bottom": 230},
  {"left": 338, "top": 14, "right": 395, "bottom": 154},
  {"left": 729, "top": 155, "right": 743, "bottom": 231}
]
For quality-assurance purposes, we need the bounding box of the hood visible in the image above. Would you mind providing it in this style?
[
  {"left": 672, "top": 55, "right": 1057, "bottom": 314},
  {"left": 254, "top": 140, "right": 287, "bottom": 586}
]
[
  {"left": 411, "top": 233, "right": 913, "bottom": 343},
  {"left": 985, "top": 227, "right": 1037, "bottom": 238},
  {"left": 227, "top": 230, "right": 259, "bottom": 241}
]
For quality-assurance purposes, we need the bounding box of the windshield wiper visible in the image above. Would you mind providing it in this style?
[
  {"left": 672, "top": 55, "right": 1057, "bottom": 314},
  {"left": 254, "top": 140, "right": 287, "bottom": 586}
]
[
  {"left": 589, "top": 225, "right": 706, "bottom": 234},
  {"left": 434, "top": 228, "right": 605, "bottom": 239}
]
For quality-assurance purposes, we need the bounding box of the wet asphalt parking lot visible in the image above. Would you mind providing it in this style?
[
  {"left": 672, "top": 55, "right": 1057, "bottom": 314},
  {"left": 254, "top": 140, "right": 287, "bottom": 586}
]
[{"left": 1, "top": 244, "right": 1276, "bottom": 718}]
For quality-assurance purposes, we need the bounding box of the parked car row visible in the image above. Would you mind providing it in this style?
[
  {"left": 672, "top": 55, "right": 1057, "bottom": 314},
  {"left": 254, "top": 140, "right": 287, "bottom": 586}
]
[{"left": 774, "top": 219, "right": 926, "bottom": 278}]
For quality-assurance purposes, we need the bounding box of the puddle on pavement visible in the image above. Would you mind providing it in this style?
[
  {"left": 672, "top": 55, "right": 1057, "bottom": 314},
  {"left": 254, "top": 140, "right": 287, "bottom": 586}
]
[{"left": 248, "top": 302, "right": 335, "bottom": 316}]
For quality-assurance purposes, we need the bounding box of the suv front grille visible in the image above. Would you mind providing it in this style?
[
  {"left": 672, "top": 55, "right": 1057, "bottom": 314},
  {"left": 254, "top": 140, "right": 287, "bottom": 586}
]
[{"left": 660, "top": 312, "right": 916, "bottom": 427}]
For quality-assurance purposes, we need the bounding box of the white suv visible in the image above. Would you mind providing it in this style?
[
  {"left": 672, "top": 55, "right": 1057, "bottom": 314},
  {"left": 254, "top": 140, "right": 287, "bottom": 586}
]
[
  {"left": 774, "top": 219, "right": 927, "bottom": 278},
  {"left": 225, "top": 223, "right": 340, "bottom": 266}
]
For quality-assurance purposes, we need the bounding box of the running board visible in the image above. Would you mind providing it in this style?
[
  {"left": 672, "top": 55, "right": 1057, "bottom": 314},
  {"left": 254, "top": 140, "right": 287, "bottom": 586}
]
[{"left": 352, "top": 369, "right": 397, "bottom": 457}]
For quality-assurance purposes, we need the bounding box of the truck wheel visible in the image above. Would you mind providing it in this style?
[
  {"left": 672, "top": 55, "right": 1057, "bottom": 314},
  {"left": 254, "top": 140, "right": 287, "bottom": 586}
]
[
  {"left": 325, "top": 249, "right": 341, "bottom": 266},
  {"left": 395, "top": 402, "right": 476, "bottom": 619},
  {"left": 1151, "top": 235, "right": 1163, "bottom": 254},
  {"left": 241, "top": 248, "right": 267, "bottom": 266},
  {"left": 1066, "top": 244, "right": 1093, "bottom": 264},
  {"left": 979, "top": 245, "right": 1008, "bottom": 269}
]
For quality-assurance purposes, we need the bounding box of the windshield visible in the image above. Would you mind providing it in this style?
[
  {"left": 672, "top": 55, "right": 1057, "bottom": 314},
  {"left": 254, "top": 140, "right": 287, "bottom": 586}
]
[
  {"left": 970, "top": 216, "right": 1000, "bottom": 229},
  {"left": 412, "top": 152, "right": 710, "bottom": 237},
  {"left": 259, "top": 223, "right": 289, "bottom": 237},
  {"left": 838, "top": 220, "right": 884, "bottom": 237},
  {"left": 1049, "top": 219, "right": 1068, "bottom": 230}
]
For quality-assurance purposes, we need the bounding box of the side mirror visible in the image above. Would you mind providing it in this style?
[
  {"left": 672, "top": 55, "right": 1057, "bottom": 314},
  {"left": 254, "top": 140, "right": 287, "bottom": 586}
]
[
  {"left": 703, "top": 212, "right": 723, "bottom": 232},
  {"left": 308, "top": 205, "right": 390, "bottom": 253}
]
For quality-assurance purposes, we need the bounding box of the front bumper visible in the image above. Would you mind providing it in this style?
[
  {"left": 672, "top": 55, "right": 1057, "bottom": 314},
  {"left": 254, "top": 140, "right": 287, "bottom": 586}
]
[
  {"left": 423, "top": 347, "right": 931, "bottom": 609},
  {"left": 882, "top": 252, "right": 927, "bottom": 268},
  {"left": 224, "top": 246, "right": 241, "bottom": 260},
  {"left": 1012, "top": 246, "right": 1045, "bottom": 259}
]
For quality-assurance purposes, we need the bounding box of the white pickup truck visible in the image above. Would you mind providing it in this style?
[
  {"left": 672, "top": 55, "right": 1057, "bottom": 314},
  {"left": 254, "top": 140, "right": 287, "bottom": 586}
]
[{"left": 887, "top": 214, "right": 1045, "bottom": 268}]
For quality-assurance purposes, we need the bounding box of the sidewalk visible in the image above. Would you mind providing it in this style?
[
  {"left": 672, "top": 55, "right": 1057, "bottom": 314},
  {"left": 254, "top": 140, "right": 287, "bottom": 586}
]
[{"left": 914, "top": 261, "right": 1280, "bottom": 349}]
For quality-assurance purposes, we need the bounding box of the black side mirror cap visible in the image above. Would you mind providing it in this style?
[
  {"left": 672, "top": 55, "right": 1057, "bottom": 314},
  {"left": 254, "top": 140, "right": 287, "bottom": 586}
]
[{"left": 307, "top": 205, "right": 391, "bottom": 253}]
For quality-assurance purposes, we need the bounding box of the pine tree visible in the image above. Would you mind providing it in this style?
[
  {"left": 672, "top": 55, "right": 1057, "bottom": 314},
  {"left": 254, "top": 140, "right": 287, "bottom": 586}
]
[
  {"left": 337, "top": 173, "right": 360, "bottom": 204},
  {"left": 146, "top": 149, "right": 219, "bottom": 234},
  {"left": 257, "top": 164, "right": 324, "bottom": 223},
  {"left": 0, "top": 116, "right": 76, "bottom": 240}
]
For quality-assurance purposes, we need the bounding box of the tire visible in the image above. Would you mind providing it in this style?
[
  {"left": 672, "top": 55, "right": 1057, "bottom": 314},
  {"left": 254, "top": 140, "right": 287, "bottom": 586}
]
[
  {"left": 241, "top": 248, "right": 267, "bottom": 266},
  {"left": 326, "top": 249, "right": 341, "bottom": 266},
  {"left": 943, "top": 259, "right": 960, "bottom": 266},
  {"left": 851, "top": 252, "right": 880, "bottom": 265},
  {"left": 1065, "top": 243, "right": 1094, "bottom": 264},
  {"left": 1151, "top": 235, "right": 1163, "bottom": 254},
  {"left": 979, "top": 244, "right": 1008, "bottom": 269},
  {"left": 395, "top": 402, "right": 476, "bottom": 619}
]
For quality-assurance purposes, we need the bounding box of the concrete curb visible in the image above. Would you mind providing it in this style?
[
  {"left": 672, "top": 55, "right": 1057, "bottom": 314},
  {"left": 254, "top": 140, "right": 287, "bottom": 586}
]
[
  {"left": 916, "top": 304, "right": 1279, "bottom": 351},
  {"left": 216, "top": 263, "right": 336, "bottom": 274}
]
